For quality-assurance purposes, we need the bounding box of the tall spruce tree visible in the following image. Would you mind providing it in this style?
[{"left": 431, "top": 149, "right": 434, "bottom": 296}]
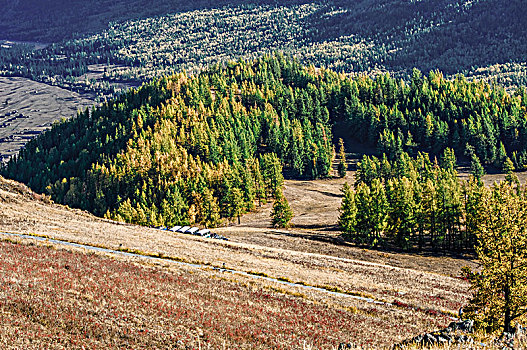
[
  {"left": 338, "top": 182, "right": 357, "bottom": 234},
  {"left": 337, "top": 138, "right": 347, "bottom": 178},
  {"left": 470, "top": 153, "right": 485, "bottom": 182}
]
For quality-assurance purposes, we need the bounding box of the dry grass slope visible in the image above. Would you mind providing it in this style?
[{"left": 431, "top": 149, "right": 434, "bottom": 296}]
[
  {"left": 0, "top": 77, "right": 94, "bottom": 162},
  {"left": 0, "top": 175, "right": 478, "bottom": 348}
]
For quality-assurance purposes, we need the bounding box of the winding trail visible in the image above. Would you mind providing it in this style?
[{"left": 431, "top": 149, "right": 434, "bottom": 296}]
[{"left": 0, "top": 231, "right": 390, "bottom": 306}]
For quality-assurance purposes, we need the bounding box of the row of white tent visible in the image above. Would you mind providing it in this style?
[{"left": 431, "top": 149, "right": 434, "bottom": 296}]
[
  {"left": 169, "top": 226, "right": 210, "bottom": 236},
  {"left": 154, "top": 225, "right": 228, "bottom": 241}
]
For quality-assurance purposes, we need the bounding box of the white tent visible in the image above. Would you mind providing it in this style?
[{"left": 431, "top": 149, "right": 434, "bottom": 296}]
[{"left": 196, "top": 229, "right": 210, "bottom": 236}]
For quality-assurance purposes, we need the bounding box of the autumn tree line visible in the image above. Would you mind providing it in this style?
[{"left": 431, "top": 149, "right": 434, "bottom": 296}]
[{"left": 339, "top": 148, "right": 513, "bottom": 250}]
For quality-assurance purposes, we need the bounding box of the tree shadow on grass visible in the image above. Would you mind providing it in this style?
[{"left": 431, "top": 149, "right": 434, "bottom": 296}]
[{"left": 270, "top": 228, "right": 476, "bottom": 261}]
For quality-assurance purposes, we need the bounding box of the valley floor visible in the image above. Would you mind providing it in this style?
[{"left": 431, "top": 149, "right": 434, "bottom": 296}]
[{"left": 0, "top": 76, "right": 94, "bottom": 162}]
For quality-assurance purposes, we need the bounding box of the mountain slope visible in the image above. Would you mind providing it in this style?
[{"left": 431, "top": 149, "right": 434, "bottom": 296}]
[
  {"left": 309, "top": 0, "right": 526, "bottom": 74},
  {"left": 0, "top": 0, "right": 303, "bottom": 42},
  {"left": 0, "top": 0, "right": 525, "bottom": 89}
]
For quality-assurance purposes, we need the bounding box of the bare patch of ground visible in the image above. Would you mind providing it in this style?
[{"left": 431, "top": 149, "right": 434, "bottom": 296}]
[
  {"left": 0, "top": 39, "right": 49, "bottom": 50},
  {"left": 220, "top": 166, "right": 479, "bottom": 276},
  {"left": 0, "top": 77, "right": 94, "bottom": 162}
]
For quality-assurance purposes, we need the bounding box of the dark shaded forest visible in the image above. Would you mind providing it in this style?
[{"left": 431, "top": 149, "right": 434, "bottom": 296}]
[
  {"left": 0, "top": 0, "right": 305, "bottom": 42},
  {"left": 1, "top": 1, "right": 526, "bottom": 93}
]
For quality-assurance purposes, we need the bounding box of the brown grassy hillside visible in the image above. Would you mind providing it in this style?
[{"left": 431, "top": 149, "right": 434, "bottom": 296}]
[{"left": 0, "top": 174, "right": 480, "bottom": 348}]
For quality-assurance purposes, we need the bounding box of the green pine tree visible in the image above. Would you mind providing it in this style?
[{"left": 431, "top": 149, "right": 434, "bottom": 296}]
[
  {"left": 270, "top": 188, "right": 293, "bottom": 228},
  {"left": 503, "top": 157, "right": 519, "bottom": 185},
  {"left": 338, "top": 182, "right": 357, "bottom": 234},
  {"left": 337, "top": 138, "right": 347, "bottom": 178},
  {"left": 470, "top": 153, "right": 485, "bottom": 182}
]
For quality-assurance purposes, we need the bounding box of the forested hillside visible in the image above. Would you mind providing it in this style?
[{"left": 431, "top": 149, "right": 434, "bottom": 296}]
[
  {"left": 0, "top": 0, "right": 303, "bottom": 42},
  {"left": 1, "top": 55, "right": 333, "bottom": 227},
  {"left": 1, "top": 1, "right": 526, "bottom": 93},
  {"left": 2, "top": 55, "right": 527, "bottom": 228}
]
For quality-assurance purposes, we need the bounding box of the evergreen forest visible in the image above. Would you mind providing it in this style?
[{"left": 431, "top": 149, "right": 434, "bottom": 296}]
[{"left": 339, "top": 149, "right": 510, "bottom": 251}]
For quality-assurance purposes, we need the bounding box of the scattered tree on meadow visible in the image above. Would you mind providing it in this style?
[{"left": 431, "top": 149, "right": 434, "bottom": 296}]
[
  {"left": 338, "top": 182, "right": 356, "bottom": 233},
  {"left": 270, "top": 188, "right": 293, "bottom": 228},
  {"left": 337, "top": 138, "right": 347, "bottom": 178}
]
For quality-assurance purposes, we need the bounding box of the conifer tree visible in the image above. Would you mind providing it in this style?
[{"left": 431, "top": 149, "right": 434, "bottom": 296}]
[
  {"left": 496, "top": 142, "right": 508, "bottom": 168},
  {"left": 249, "top": 158, "right": 266, "bottom": 207},
  {"left": 470, "top": 153, "right": 485, "bottom": 182},
  {"left": 440, "top": 148, "right": 457, "bottom": 174},
  {"left": 462, "top": 177, "right": 485, "bottom": 249},
  {"left": 270, "top": 188, "right": 293, "bottom": 228},
  {"left": 226, "top": 187, "right": 244, "bottom": 224},
  {"left": 503, "top": 157, "right": 519, "bottom": 185},
  {"left": 160, "top": 186, "right": 188, "bottom": 227},
  {"left": 386, "top": 177, "right": 416, "bottom": 249},
  {"left": 503, "top": 157, "right": 515, "bottom": 174},
  {"left": 337, "top": 138, "right": 347, "bottom": 178},
  {"left": 338, "top": 182, "right": 356, "bottom": 234},
  {"left": 354, "top": 179, "right": 388, "bottom": 246},
  {"left": 260, "top": 153, "right": 284, "bottom": 197},
  {"left": 199, "top": 188, "right": 221, "bottom": 228},
  {"left": 464, "top": 182, "right": 527, "bottom": 334}
]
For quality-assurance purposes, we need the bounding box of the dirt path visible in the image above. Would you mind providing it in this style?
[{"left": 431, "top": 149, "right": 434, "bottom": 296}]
[{"left": 0, "top": 230, "right": 397, "bottom": 308}]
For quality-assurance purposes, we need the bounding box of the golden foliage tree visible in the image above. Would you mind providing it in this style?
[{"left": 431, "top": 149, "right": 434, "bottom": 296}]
[
  {"left": 337, "top": 138, "right": 347, "bottom": 178},
  {"left": 464, "top": 182, "right": 527, "bottom": 334}
]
